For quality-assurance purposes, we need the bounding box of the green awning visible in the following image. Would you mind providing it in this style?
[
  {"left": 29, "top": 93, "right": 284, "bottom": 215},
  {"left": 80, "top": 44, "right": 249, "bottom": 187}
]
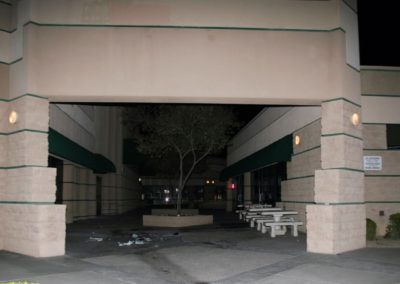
[
  {"left": 49, "top": 128, "right": 116, "bottom": 174},
  {"left": 220, "top": 134, "right": 293, "bottom": 181}
]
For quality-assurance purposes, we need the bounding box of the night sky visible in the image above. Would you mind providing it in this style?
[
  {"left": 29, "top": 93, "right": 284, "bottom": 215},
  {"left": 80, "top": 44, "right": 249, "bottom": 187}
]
[{"left": 358, "top": 1, "right": 400, "bottom": 67}]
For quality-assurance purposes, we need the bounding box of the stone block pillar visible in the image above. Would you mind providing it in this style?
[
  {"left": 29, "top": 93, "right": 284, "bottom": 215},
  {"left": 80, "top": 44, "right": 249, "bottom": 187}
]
[
  {"left": 0, "top": 95, "right": 66, "bottom": 257},
  {"left": 307, "top": 99, "right": 366, "bottom": 254}
]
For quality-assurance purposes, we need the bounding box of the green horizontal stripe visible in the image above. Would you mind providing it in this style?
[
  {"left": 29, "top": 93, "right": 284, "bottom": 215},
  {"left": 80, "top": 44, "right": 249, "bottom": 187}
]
[
  {"left": 322, "top": 133, "right": 362, "bottom": 141},
  {"left": 63, "top": 181, "right": 96, "bottom": 186},
  {"left": 0, "top": 165, "right": 47, "bottom": 170},
  {"left": 346, "top": 63, "right": 360, "bottom": 72},
  {"left": 342, "top": 0, "right": 357, "bottom": 14},
  {"left": 364, "top": 148, "right": 400, "bottom": 151},
  {"left": 286, "top": 175, "right": 314, "bottom": 181},
  {"left": 316, "top": 202, "right": 365, "bottom": 205},
  {"left": 281, "top": 200, "right": 315, "bottom": 204},
  {"left": 362, "top": 94, "right": 400, "bottom": 98},
  {"left": 366, "top": 201, "right": 400, "bottom": 204},
  {"left": 361, "top": 68, "right": 400, "bottom": 73},
  {"left": 362, "top": 123, "right": 385, "bottom": 125},
  {"left": 0, "top": 28, "right": 16, "bottom": 33},
  {"left": 323, "top": 168, "right": 364, "bottom": 173},
  {"left": 292, "top": 145, "right": 321, "bottom": 157},
  {"left": 0, "top": 201, "right": 54, "bottom": 205},
  {"left": 63, "top": 199, "right": 96, "bottom": 202},
  {"left": 322, "top": 97, "right": 361, "bottom": 108},
  {"left": 73, "top": 215, "right": 97, "bottom": 219},
  {"left": 292, "top": 118, "right": 321, "bottom": 134},
  {"left": 0, "top": 129, "right": 48, "bottom": 136},
  {"left": 365, "top": 174, "right": 400, "bottom": 177},
  {"left": 0, "top": 93, "right": 48, "bottom": 102},
  {"left": 0, "top": 57, "right": 22, "bottom": 65},
  {"left": 24, "top": 20, "right": 345, "bottom": 33}
]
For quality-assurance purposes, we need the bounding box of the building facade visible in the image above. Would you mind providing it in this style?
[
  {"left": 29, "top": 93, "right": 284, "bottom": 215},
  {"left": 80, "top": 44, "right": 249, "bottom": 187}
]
[{"left": 0, "top": 0, "right": 387, "bottom": 256}]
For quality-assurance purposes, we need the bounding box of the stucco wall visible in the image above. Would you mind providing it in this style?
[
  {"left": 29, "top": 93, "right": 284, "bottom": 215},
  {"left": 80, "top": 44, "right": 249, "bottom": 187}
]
[
  {"left": 228, "top": 107, "right": 321, "bottom": 165},
  {"left": 363, "top": 124, "right": 400, "bottom": 236},
  {"left": 361, "top": 67, "right": 400, "bottom": 237},
  {"left": 280, "top": 119, "right": 322, "bottom": 232}
]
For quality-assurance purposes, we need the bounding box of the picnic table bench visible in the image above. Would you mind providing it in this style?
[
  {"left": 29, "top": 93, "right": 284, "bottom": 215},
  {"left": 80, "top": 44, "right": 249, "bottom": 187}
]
[{"left": 261, "top": 220, "right": 303, "bottom": 237}]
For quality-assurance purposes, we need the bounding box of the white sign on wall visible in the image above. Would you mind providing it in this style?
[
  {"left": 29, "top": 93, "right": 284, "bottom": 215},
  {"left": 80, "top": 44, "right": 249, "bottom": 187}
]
[{"left": 363, "top": 156, "right": 382, "bottom": 171}]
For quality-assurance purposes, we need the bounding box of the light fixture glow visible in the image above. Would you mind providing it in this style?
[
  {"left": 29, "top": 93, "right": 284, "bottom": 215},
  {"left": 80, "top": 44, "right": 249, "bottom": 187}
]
[
  {"left": 351, "top": 113, "right": 360, "bottom": 126},
  {"left": 294, "top": 135, "right": 301, "bottom": 145},
  {"left": 8, "top": 111, "right": 18, "bottom": 124}
]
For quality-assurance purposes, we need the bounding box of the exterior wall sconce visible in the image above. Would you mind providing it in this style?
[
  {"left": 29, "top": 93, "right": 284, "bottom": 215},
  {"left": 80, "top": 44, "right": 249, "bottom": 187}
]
[
  {"left": 351, "top": 113, "right": 360, "bottom": 126},
  {"left": 294, "top": 135, "right": 301, "bottom": 145},
  {"left": 8, "top": 110, "right": 18, "bottom": 124}
]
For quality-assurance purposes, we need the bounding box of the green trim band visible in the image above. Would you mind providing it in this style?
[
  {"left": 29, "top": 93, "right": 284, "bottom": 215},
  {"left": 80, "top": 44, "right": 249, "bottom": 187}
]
[
  {"left": 286, "top": 175, "right": 314, "bottom": 181},
  {"left": 346, "top": 63, "right": 360, "bottom": 73},
  {"left": 361, "top": 68, "right": 400, "bottom": 73},
  {"left": 364, "top": 148, "right": 396, "bottom": 151},
  {"left": 73, "top": 215, "right": 97, "bottom": 219},
  {"left": 0, "top": 165, "right": 47, "bottom": 170},
  {"left": 365, "top": 174, "right": 400, "bottom": 177},
  {"left": 292, "top": 145, "right": 321, "bottom": 157},
  {"left": 362, "top": 123, "right": 386, "bottom": 125},
  {"left": 365, "top": 201, "right": 400, "bottom": 204},
  {"left": 0, "top": 129, "right": 48, "bottom": 136},
  {"left": 323, "top": 168, "right": 364, "bottom": 173},
  {"left": 322, "top": 97, "right": 361, "bottom": 108},
  {"left": 322, "top": 133, "right": 362, "bottom": 141},
  {"left": 63, "top": 199, "right": 96, "bottom": 202},
  {"left": 0, "top": 201, "right": 54, "bottom": 205},
  {"left": 0, "top": 28, "right": 16, "bottom": 33},
  {"left": 316, "top": 202, "right": 365, "bottom": 205},
  {"left": 62, "top": 181, "right": 96, "bottom": 186},
  {"left": 342, "top": 0, "right": 357, "bottom": 14},
  {"left": 0, "top": 93, "right": 48, "bottom": 102},
  {"left": 24, "top": 20, "right": 345, "bottom": 33},
  {"left": 361, "top": 94, "right": 400, "bottom": 98},
  {"left": 293, "top": 118, "right": 321, "bottom": 134},
  {"left": 281, "top": 200, "right": 315, "bottom": 204},
  {"left": 0, "top": 57, "right": 22, "bottom": 65}
]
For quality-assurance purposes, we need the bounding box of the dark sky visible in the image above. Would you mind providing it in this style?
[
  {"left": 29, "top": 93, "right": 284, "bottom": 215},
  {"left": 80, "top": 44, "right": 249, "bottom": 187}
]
[{"left": 358, "top": 1, "right": 400, "bottom": 67}]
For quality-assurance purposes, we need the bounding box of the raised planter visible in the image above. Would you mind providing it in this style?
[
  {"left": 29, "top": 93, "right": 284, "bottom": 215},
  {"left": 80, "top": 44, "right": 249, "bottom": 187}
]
[
  {"left": 143, "top": 214, "right": 213, "bottom": 227},
  {"left": 151, "top": 208, "right": 199, "bottom": 215}
]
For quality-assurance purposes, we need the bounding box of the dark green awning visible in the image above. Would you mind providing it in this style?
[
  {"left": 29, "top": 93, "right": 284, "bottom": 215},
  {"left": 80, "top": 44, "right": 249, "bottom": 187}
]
[
  {"left": 48, "top": 128, "right": 116, "bottom": 174},
  {"left": 220, "top": 134, "right": 292, "bottom": 181}
]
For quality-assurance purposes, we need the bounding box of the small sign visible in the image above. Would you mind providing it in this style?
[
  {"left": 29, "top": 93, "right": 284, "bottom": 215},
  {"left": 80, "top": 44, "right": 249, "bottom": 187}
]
[{"left": 363, "top": 156, "right": 382, "bottom": 171}]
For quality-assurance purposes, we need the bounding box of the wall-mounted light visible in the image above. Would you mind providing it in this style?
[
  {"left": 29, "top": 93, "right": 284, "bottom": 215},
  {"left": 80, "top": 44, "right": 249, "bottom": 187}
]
[
  {"left": 8, "top": 110, "right": 18, "bottom": 124},
  {"left": 351, "top": 113, "right": 360, "bottom": 126},
  {"left": 294, "top": 135, "right": 301, "bottom": 146}
]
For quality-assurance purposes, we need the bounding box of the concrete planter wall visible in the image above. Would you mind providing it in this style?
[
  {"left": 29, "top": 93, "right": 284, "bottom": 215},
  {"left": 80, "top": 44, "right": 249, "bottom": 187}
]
[
  {"left": 151, "top": 209, "right": 199, "bottom": 215},
  {"left": 143, "top": 215, "right": 213, "bottom": 227}
]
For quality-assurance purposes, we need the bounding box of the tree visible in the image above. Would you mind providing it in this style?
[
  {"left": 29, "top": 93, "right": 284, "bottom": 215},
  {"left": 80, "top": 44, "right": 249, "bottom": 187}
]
[{"left": 124, "top": 104, "right": 238, "bottom": 215}]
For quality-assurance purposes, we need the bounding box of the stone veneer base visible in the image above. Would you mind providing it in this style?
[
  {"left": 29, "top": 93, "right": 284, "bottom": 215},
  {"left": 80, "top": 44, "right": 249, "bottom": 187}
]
[{"left": 143, "top": 215, "right": 213, "bottom": 227}]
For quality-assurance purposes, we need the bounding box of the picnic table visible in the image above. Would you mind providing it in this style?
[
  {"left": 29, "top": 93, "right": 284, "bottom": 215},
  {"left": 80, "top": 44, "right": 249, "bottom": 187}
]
[{"left": 256, "top": 210, "right": 302, "bottom": 237}]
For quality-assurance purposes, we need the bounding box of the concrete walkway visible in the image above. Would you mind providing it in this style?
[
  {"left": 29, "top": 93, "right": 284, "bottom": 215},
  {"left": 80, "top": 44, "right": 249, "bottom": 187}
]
[{"left": 1, "top": 210, "right": 400, "bottom": 284}]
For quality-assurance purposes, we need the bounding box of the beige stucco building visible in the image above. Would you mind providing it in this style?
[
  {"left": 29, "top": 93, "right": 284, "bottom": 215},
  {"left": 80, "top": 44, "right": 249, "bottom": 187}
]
[{"left": 0, "top": 0, "right": 398, "bottom": 257}]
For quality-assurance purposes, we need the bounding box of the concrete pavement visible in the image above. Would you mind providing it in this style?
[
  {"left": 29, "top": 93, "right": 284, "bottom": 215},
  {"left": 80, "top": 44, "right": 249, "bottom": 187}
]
[{"left": 1, "top": 210, "right": 400, "bottom": 283}]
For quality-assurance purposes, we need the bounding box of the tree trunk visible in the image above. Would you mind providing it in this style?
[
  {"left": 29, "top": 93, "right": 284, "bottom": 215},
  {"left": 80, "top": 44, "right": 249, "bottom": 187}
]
[{"left": 176, "top": 189, "right": 182, "bottom": 216}]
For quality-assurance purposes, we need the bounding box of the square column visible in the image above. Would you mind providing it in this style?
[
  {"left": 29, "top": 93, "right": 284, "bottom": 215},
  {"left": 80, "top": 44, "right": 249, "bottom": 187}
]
[
  {"left": 307, "top": 99, "right": 366, "bottom": 254},
  {"left": 244, "top": 172, "right": 252, "bottom": 205},
  {"left": 0, "top": 95, "right": 66, "bottom": 257}
]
